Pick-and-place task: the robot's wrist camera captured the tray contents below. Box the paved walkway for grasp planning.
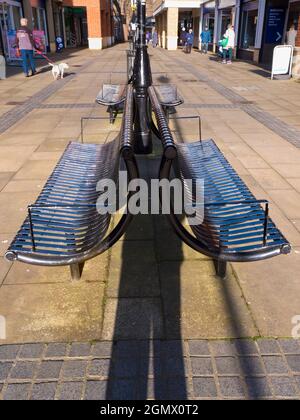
[0,44,300,399]
[0,339,299,400]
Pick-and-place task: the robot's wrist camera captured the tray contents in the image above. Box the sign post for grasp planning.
[266,8,286,44]
[271,45,293,80]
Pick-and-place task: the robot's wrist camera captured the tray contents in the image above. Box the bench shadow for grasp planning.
[105,150,188,400]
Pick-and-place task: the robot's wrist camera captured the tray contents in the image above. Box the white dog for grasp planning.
[50,62,69,80]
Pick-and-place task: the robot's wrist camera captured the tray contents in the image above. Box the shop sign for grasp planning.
[271,45,293,79]
[56,36,64,52]
[33,30,46,54]
[265,8,286,44]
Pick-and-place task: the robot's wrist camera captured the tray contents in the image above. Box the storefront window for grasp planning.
[286,1,300,46]
[240,9,258,49]
[0,0,23,61]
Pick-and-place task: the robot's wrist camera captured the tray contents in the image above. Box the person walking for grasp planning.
[152,29,158,48]
[16,18,36,77]
[180,27,187,50]
[146,31,151,45]
[200,26,211,54]
[186,29,194,54]
[222,24,235,64]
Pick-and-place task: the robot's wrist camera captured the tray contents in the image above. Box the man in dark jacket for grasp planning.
[180,28,187,49]
[186,29,194,54]
[16,18,36,77]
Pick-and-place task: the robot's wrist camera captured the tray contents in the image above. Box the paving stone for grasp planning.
[215,357,240,375]
[85,380,107,400]
[0,361,13,381]
[92,342,113,358]
[31,382,57,400]
[279,339,300,354]
[62,360,87,379]
[112,357,139,378]
[167,377,190,400]
[262,356,289,374]
[209,341,236,356]
[239,356,265,375]
[69,342,91,357]
[245,377,272,398]
[188,340,210,356]
[10,361,37,379]
[0,345,20,360]
[270,376,299,397]
[257,339,281,355]
[295,375,300,391]
[219,377,245,398]
[36,360,63,379]
[163,357,188,377]
[286,355,300,373]
[19,343,45,359]
[191,357,213,376]
[109,378,137,400]
[45,343,68,358]
[88,359,111,377]
[193,377,217,398]
[113,340,140,358]
[140,357,162,377]
[235,340,258,355]
[59,381,83,400]
[3,383,31,400]
[161,340,186,357]
[102,298,163,340]
[139,378,157,399]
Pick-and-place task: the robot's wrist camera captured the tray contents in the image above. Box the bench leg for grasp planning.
[109,106,114,124]
[213,259,227,279]
[70,263,84,281]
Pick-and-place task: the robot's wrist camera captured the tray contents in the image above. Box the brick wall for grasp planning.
[296,14,300,47]
[63,0,112,41]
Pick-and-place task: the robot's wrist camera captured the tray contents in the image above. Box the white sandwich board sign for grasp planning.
[271,45,294,80]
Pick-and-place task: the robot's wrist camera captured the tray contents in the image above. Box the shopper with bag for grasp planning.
[15,18,36,77]
[222,24,235,64]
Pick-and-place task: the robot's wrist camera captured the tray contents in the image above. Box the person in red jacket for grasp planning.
[16,18,36,77]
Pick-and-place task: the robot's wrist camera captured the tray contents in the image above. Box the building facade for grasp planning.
[153,0,300,77]
[0,0,114,63]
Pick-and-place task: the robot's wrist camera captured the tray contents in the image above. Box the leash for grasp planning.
[35,50,55,65]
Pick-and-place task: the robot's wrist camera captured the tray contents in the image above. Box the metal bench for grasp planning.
[154,84,184,121]
[149,86,291,278]
[5,86,138,280]
[96,84,126,123]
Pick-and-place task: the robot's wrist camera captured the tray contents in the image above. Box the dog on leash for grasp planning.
[50,62,69,80]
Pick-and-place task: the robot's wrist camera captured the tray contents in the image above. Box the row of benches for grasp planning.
[96,83,183,123]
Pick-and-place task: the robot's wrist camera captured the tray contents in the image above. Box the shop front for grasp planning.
[218,0,236,36]
[63,6,88,47]
[287,0,300,78]
[238,0,259,61]
[0,0,23,62]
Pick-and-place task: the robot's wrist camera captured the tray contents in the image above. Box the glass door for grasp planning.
[0,0,22,61]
